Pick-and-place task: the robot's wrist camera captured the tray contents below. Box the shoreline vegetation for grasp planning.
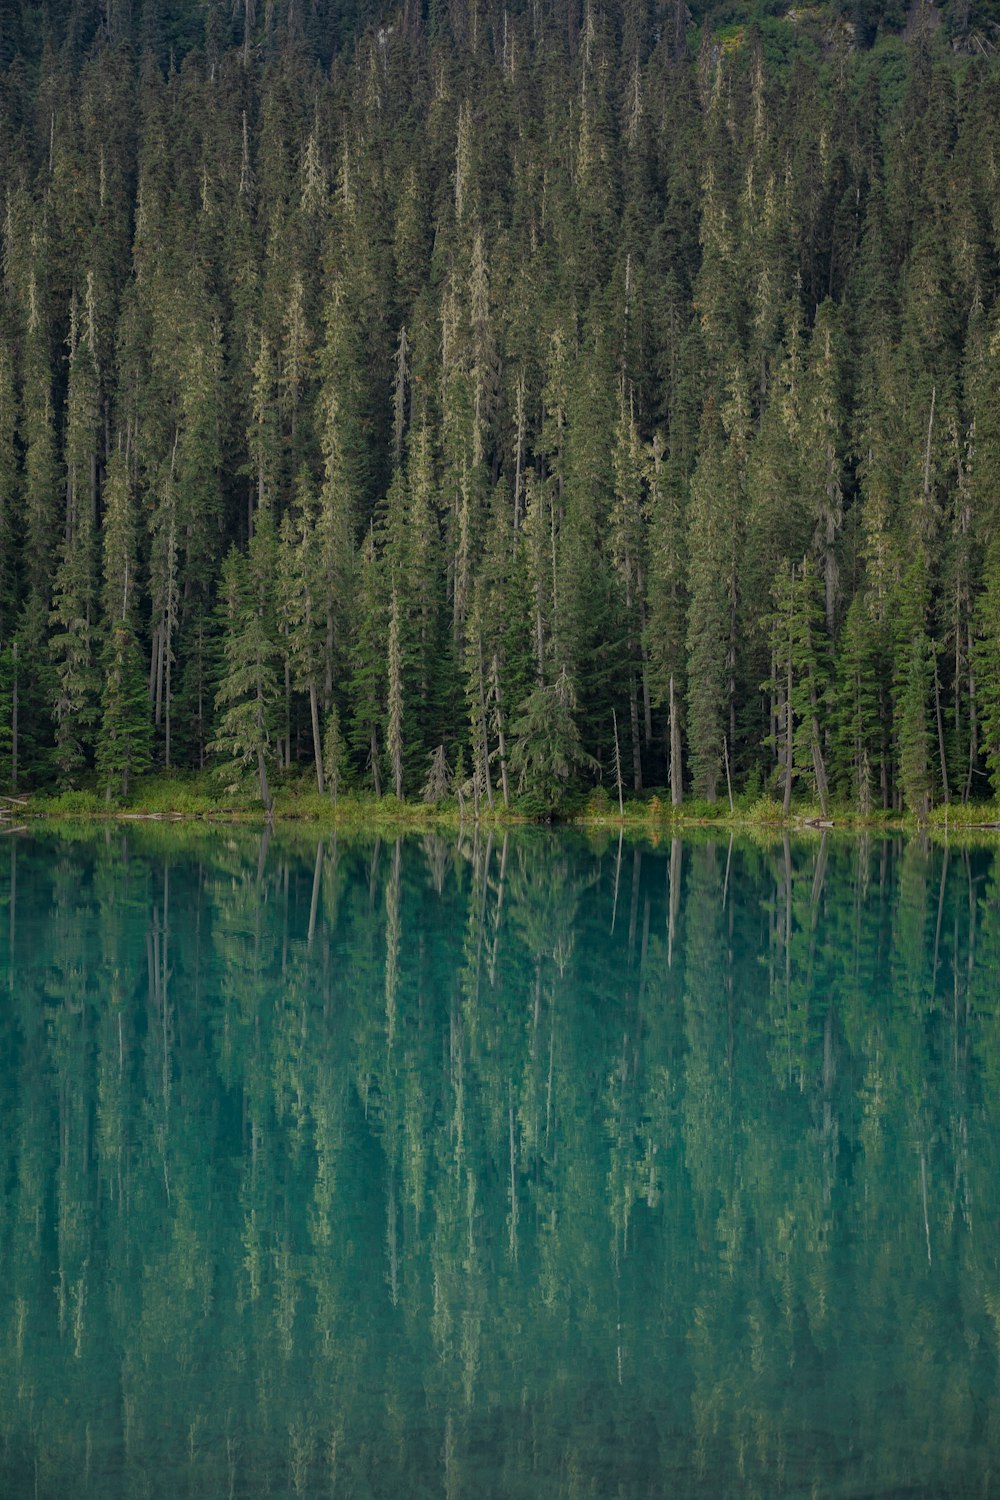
[6,775,1000,837]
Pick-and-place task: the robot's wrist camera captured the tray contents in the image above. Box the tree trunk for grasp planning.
[284,647,292,770]
[669,674,682,808]
[164,636,171,770]
[513,372,525,531]
[808,675,829,818]
[257,744,272,815]
[477,643,494,813]
[966,627,977,804]
[150,618,162,718]
[370,726,382,798]
[934,655,949,805]
[783,648,793,815]
[638,596,653,747]
[492,655,510,808]
[11,641,17,793]
[628,671,642,791]
[309,682,324,794]
[256,673,272,814]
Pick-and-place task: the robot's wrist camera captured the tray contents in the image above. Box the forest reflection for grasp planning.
[1,826,998,1499]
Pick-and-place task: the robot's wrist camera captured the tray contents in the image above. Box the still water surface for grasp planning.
[1,825,999,1498]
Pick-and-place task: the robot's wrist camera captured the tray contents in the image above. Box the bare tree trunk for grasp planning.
[10,641,17,793]
[669,674,682,808]
[492,655,510,808]
[150,619,162,717]
[309,683,324,794]
[629,673,642,790]
[164,633,171,769]
[934,655,950,805]
[477,642,494,812]
[612,708,624,816]
[284,645,292,770]
[370,727,382,798]
[808,676,829,818]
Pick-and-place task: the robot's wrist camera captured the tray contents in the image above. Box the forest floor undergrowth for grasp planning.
[5,774,1000,840]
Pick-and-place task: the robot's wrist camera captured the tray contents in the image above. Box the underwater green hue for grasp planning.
[1,826,999,1498]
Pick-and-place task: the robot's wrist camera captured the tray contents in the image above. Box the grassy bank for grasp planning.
[6,772,1000,836]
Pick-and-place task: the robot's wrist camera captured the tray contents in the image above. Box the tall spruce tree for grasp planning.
[212,513,281,813]
[96,450,152,801]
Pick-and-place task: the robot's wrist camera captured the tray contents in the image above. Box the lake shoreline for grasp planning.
[6,783,1000,837]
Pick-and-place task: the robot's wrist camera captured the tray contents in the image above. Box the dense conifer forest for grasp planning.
[2,0,1000,814]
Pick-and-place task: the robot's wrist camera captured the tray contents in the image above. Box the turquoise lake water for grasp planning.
[1,825,998,1498]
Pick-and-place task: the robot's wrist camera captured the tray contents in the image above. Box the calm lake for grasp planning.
[1,825,998,1498]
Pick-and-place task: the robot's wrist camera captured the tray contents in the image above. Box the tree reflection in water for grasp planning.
[0,825,998,1498]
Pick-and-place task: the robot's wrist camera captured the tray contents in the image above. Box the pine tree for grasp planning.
[96,450,152,801]
[322,703,345,803]
[347,527,384,796]
[211,515,280,813]
[831,594,882,813]
[899,631,933,820]
[685,400,730,801]
[610,387,649,791]
[508,668,596,812]
[278,482,326,793]
[386,587,404,800]
[98,623,153,802]
[765,559,832,816]
[0,643,14,792]
[50,295,101,784]
[973,553,1000,800]
[800,301,847,634]
[645,432,686,806]
[0,335,17,644]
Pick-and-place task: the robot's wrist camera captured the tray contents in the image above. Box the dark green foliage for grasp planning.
[831,595,884,812]
[211,520,281,812]
[899,632,934,820]
[1,13,1000,814]
[508,670,598,813]
[96,623,153,801]
[973,554,1000,799]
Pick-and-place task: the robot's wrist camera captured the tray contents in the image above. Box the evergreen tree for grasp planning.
[50,295,101,784]
[211,515,280,813]
[973,553,1000,800]
[0,335,17,644]
[765,559,831,816]
[508,668,596,812]
[685,400,730,801]
[96,451,152,801]
[899,632,933,820]
[831,595,883,813]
